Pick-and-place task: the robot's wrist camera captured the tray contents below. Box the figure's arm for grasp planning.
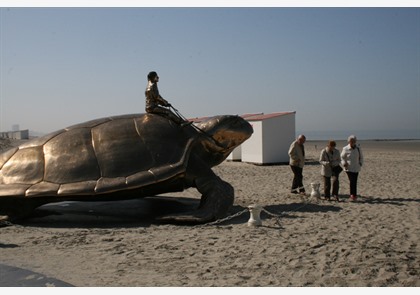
[288,143,296,159]
[157,94,170,106]
[331,150,341,167]
[358,147,364,166]
[289,142,302,166]
[154,84,170,106]
[341,148,349,168]
[319,150,329,166]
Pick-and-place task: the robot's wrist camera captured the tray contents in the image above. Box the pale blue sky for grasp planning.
[1,7,419,137]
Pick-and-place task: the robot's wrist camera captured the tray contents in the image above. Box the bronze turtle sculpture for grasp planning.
[0,113,253,224]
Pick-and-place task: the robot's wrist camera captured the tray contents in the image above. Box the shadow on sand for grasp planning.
[5,196,347,229]
[12,196,200,229]
[357,195,420,206]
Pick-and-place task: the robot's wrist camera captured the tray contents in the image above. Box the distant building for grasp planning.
[0,129,29,140]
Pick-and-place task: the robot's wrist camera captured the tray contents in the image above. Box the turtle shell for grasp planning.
[0,114,195,198]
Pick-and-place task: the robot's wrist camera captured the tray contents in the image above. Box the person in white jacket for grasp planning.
[341,135,364,201]
[319,140,342,201]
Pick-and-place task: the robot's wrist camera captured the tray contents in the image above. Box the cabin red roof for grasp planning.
[241,112,295,121]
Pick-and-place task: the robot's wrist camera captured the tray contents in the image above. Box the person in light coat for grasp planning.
[288,135,306,194]
[319,140,342,201]
[341,135,364,201]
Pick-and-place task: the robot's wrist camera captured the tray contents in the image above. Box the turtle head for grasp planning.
[195,115,253,164]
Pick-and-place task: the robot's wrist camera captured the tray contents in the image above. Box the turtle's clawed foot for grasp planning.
[157,177,234,225]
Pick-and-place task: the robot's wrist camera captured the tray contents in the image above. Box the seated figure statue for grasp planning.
[145,71,188,125]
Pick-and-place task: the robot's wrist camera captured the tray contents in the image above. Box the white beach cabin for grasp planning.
[227,112,296,165]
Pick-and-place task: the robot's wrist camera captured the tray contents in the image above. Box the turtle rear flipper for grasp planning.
[157,176,234,224]
[0,197,48,224]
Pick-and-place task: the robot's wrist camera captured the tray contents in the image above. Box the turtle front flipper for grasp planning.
[157,176,234,224]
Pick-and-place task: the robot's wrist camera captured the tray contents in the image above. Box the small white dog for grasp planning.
[310,182,321,200]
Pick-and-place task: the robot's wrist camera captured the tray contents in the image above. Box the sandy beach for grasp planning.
[0,138,419,287]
